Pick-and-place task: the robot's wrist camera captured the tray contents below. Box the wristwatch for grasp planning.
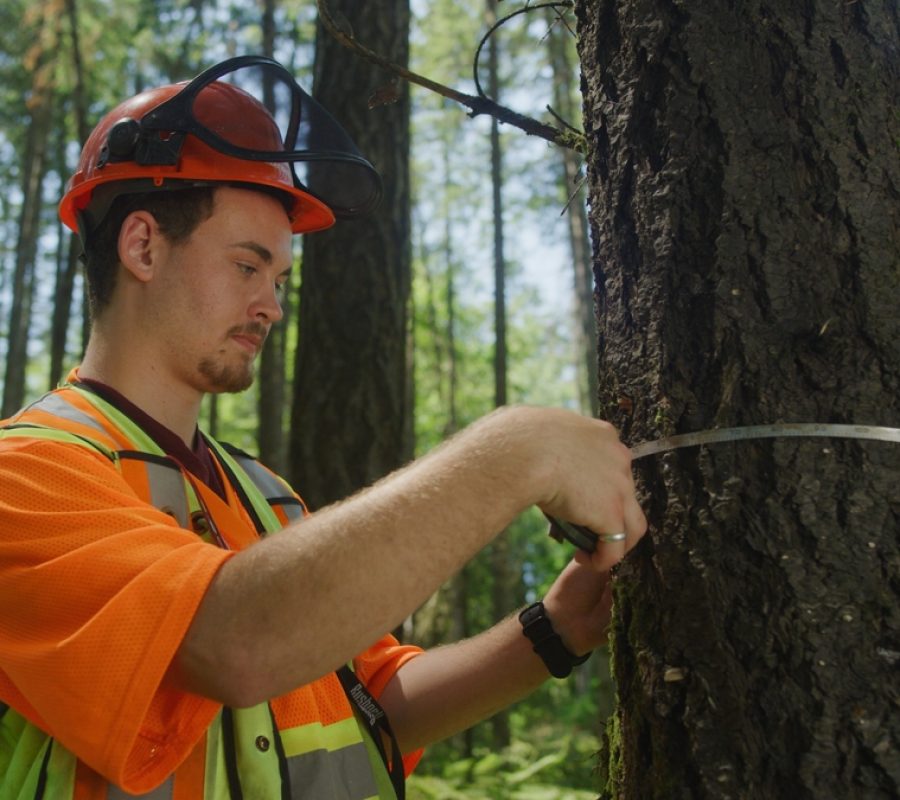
[518,601,591,679]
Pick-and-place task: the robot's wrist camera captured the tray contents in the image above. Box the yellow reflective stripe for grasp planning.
[0,709,49,797]
[0,425,114,460]
[358,727,398,800]
[203,713,232,800]
[71,385,163,455]
[0,710,78,799]
[42,741,77,798]
[229,704,283,800]
[279,716,363,757]
[204,440,282,533]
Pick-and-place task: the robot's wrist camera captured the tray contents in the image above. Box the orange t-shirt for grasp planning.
[0,431,421,792]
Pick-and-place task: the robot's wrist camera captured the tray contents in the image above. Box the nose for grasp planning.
[251,282,284,324]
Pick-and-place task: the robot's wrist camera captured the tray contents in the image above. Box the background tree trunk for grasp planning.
[575,0,900,796]
[2,18,56,417]
[486,0,513,750]
[49,0,90,389]
[290,1,412,510]
[547,14,598,418]
[256,0,290,474]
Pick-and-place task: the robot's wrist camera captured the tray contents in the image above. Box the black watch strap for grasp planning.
[518,601,591,679]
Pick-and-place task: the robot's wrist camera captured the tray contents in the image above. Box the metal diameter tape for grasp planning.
[630,423,900,461]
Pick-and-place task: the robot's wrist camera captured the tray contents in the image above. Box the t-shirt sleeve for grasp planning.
[0,438,233,792]
[353,634,425,776]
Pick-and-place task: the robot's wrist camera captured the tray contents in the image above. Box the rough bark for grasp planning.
[575,0,900,797]
[290,1,411,509]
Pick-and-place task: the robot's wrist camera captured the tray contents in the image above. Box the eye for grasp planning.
[236,262,257,276]
[274,271,292,296]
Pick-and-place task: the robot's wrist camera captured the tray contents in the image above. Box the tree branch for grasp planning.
[315,0,584,152]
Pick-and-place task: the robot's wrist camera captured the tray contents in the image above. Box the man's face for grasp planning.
[150,186,294,395]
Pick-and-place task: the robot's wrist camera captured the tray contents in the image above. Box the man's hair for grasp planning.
[82,183,295,318]
[83,187,216,317]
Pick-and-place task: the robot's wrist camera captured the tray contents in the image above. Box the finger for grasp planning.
[573,547,593,568]
[623,496,648,551]
[588,522,628,572]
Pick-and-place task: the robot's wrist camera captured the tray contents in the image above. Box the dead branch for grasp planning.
[315,0,583,152]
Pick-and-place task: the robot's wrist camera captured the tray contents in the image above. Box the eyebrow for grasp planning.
[230,241,273,264]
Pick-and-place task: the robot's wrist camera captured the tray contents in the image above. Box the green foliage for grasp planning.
[409,719,603,799]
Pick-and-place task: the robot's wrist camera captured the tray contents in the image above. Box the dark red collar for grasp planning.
[75,378,226,498]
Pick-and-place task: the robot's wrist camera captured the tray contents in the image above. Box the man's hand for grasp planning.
[542,559,615,658]
[523,407,647,573]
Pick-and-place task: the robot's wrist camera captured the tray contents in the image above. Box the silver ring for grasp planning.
[597,532,627,544]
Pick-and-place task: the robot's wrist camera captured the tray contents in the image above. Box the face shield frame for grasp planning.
[97,55,382,220]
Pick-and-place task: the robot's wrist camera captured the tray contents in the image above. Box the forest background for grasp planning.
[2,0,606,797]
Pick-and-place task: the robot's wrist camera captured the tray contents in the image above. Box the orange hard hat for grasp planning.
[59,56,381,238]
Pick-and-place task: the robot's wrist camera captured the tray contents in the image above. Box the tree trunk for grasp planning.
[3,40,55,417]
[485,0,514,751]
[255,0,290,474]
[488,1,507,414]
[575,0,900,797]
[49,0,90,389]
[290,1,412,509]
[49,218,81,389]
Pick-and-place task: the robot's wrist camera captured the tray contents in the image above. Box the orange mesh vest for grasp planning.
[0,379,417,799]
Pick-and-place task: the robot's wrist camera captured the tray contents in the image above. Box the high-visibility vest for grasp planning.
[0,383,405,799]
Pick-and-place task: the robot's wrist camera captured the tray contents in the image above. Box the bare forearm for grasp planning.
[177,407,547,704]
[379,615,551,753]
[379,560,612,752]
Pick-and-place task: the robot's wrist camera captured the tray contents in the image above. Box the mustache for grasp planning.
[227,322,269,342]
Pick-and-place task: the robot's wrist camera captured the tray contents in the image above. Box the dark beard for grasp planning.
[198,356,255,393]
[198,322,268,392]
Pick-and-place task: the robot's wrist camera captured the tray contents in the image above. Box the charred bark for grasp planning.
[576,0,900,797]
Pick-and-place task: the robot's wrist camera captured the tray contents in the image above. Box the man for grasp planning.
[0,56,646,798]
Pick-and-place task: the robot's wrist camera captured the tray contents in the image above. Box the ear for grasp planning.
[118,210,161,283]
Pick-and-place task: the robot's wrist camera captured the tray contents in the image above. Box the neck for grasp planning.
[80,331,204,447]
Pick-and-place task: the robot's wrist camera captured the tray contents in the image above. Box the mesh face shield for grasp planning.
[129,56,382,219]
[61,55,382,236]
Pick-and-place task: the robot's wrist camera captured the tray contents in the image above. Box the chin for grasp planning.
[197,360,256,394]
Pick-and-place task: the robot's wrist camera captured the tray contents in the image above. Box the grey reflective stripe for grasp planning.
[142,460,190,529]
[229,453,305,522]
[286,742,380,800]
[25,392,109,435]
[275,501,304,522]
[107,778,174,799]
[223,454,304,520]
